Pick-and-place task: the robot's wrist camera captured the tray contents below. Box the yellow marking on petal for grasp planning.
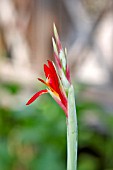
[48,88,61,101]
[45,78,59,98]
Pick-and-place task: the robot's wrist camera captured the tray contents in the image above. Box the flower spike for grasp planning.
[26,25,71,116]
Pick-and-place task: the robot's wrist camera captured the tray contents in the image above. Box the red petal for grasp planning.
[38,78,57,94]
[26,89,48,105]
[47,60,59,90]
[44,63,55,81]
[44,64,51,78]
[43,61,60,92]
[48,60,57,77]
[38,78,47,85]
[44,64,57,88]
[58,90,67,109]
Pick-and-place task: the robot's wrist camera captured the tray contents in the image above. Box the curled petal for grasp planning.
[26,89,48,105]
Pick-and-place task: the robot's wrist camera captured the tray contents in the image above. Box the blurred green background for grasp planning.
[0,82,113,170]
[0,0,113,170]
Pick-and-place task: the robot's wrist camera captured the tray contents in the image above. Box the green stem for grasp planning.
[67,85,78,170]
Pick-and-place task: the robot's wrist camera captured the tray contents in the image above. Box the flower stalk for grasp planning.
[53,24,78,169]
[67,85,77,170]
[26,24,77,170]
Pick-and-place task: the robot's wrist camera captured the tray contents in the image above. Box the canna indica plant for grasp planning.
[26,24,77,170]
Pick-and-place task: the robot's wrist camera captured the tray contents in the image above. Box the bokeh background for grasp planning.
[0,0,113,170]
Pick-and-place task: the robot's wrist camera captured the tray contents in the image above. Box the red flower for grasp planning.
[26,60,68,117]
